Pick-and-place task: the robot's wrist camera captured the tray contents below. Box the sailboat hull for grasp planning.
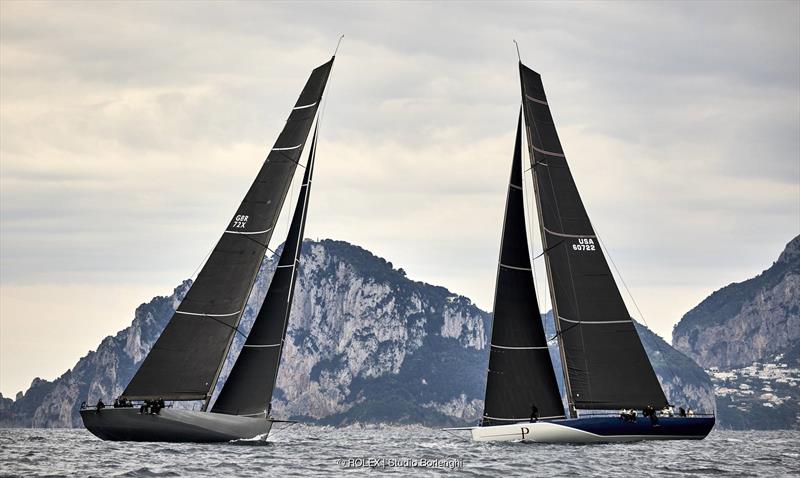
[470,416,715,443]
[80,407,272,443]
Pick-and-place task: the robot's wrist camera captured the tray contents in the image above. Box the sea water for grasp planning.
[0,426,797,477]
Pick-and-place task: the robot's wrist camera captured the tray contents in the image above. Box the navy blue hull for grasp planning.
[470,415,715,442]
[557,416,715,439]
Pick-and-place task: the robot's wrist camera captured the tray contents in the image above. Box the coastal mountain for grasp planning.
[672,235,800,429]
[1,239,711,428]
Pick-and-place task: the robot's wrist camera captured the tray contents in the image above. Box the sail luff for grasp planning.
[521,94,578,418]
[122,58,333,402]
[481,111,565,425]
[210,125,318,417]
[519,62,668,411]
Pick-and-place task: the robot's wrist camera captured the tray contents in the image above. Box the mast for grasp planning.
[211,124,319,417]
[122,58,334,405]
[482,111,565,425]
[522,103,577,418]
[519,62,668,412]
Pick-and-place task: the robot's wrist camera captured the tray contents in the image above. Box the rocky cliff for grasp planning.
[672,235,800,429]
[1,239,711,428]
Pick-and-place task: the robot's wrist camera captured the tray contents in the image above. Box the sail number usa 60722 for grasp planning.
[572,238,596,251]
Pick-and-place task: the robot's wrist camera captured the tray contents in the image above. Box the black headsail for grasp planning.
[519,62,668,413]
[482,112,565,425]
[123,59,333,404]
[211,125,319,417]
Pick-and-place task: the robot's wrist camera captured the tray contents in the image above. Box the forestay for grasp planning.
[212,125,319,417]
[483,112,565,424]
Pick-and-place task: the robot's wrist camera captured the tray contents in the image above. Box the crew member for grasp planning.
[529,404,539,423]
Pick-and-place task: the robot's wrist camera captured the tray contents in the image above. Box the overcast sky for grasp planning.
[1,1,798,398]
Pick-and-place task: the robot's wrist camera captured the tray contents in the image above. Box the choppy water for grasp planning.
[0,426,798,477]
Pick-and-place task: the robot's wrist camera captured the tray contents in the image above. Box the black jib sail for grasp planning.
[519,62,668,412]
[212,125,319,417]
[123,59,333,403]
[482,112,565,425]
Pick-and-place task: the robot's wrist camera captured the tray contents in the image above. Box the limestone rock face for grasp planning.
[2,239,710,427]
[672,235,800,429]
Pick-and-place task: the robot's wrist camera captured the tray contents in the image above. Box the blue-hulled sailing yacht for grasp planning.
[455,61,714,443]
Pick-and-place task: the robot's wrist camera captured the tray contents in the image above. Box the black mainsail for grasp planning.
[211,126,319,417]
[482,112,565,424]
[123,59,334,404]
[519,62,668,412]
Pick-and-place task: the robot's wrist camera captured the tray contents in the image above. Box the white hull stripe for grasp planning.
[176,310,241,317]
[293,102,317,110]
[276,264,295,268]
[225,228,272,235]
[243,343,281,348]
[531,144,566,158]
[499,262,532,271]
[272,144,302,151]
[559,316,633,325]
[491,344,549,350]
[509,183,523,191]
[543,226,596,239]
[526,95,549,106]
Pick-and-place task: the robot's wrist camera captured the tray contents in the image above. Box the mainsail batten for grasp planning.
[211,125,320,417]
[482,112,565,424]
[123,59,334,403]
[519,62,668,411]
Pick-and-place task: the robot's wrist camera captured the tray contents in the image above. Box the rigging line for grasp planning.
[287,166,294,232]
[268,420,299,438]
[168,227,223,315]
[202,313,247,339]
[317,36,342,138]
[513,39,521,62]
[532,240,565,260]
[333,34,344,56]
[187,240,217,283]
[547,322,580,342]
[522,112,553,362]
[277,151,307,169]
[592,223,681,397]
[521,119,543,311]
[524,161,550,173]
[239,232,272,251]
[442,427,473,442]
[531,99,594,410]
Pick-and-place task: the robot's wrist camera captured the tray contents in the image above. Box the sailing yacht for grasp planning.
[80,56,334,442]
[460,62,715,443]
